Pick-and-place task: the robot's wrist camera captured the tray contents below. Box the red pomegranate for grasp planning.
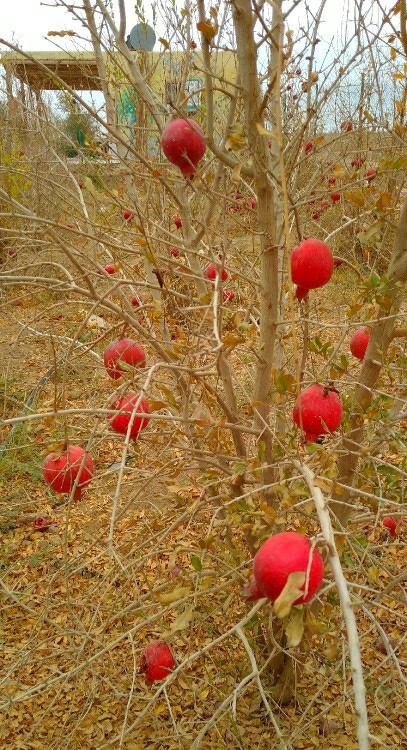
[253,531,324,604]
[140,641,175,682]
[101,264,116,275]
[350,327,370,360]
[42,445,94,500]
[123,209,134,222]
[110,392,150,439]
[32,516,52,532]
[130,295,141,307]
[365,168,377,183]
[331,192,341,202]
[8,249,16,257]
[328,176,336,185]
[312,211,321,220]
[351,156,365,168]
[295,285,309,301]
[161,118,206,176]
[382,516,403,537]
[204,263,228,282]
[222,288,235,301]
[77,179,84,189]
[169,246,180,257]
[340,121,353,132]
[305,141,313,153]
[173,214,182,229]
[293,383,343,441]
[291,238,334,290]
[247,198,257,209]
[103,338,146,380]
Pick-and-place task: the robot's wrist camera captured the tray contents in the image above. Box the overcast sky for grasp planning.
[0,0,394,53]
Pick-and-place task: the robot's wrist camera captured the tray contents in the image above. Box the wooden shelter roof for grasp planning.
[1,52,104,90]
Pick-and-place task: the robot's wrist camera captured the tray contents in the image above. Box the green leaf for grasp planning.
[191,555,202,572]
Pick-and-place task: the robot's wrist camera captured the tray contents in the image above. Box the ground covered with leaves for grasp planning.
[1,261,406,750]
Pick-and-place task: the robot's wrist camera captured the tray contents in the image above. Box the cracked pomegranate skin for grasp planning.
[103,338,146,380]
[110,393,150,438]
[293,384,342,441]
[253,532,324,604]
[42,446,94,500]
[291,238,334,289]
[140,641,175,682]
[161,118,206,175]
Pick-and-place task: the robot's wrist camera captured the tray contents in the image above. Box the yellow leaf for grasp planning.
[196,20,218,40]
[169,604,194,634]
[135,237,148,246]
[274,572,306,619]
[331,163,347,178]
[285,607,304,647]
[344,190,365,207]
[158,37,170,49]
[255,122,275,138]
[223,332,244,347]
[363,109,375,123]
[225,123,247,151]
[159,586,190,604]
[390,47,397,60]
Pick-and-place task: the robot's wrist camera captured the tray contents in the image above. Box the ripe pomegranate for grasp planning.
[293,383,343,441]
[305,141,313,153]
[104,338,146,380]
[42,445,94,500]
[340,121,353,132]
[204,263,228,282]
[253,531,324,604]
[328,176,336,185]
[123,209,133,222]
[140,641,175,682]
[295,285,309,301]
[223,288,235,301]
[365,168,377,183]
[169,246,180,257]
[291,238,334,290]
[173,214,182,229]
[110,392,150,439]
[351,157,365,168]
[130,295,141,307]
[101,264,116,275]
[350,327,370,360]
[382,516,403,537]
[312,211,321,220]
[331,192,341,202]
[77,179,84,189]
[32,516,52,532]
[8,249,16,257]
[161,118,206,176]
[247,198,257,209]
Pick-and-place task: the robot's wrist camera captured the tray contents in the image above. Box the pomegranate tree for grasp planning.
[161,118,206,176]
[42,445,94,500]
[103,338,146,380]
[110,393,150,439]
[140,641,175,682]
[253,532,324,604]
[350,327,370,360]
[293,384,343,442]
[291,238,334,290]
